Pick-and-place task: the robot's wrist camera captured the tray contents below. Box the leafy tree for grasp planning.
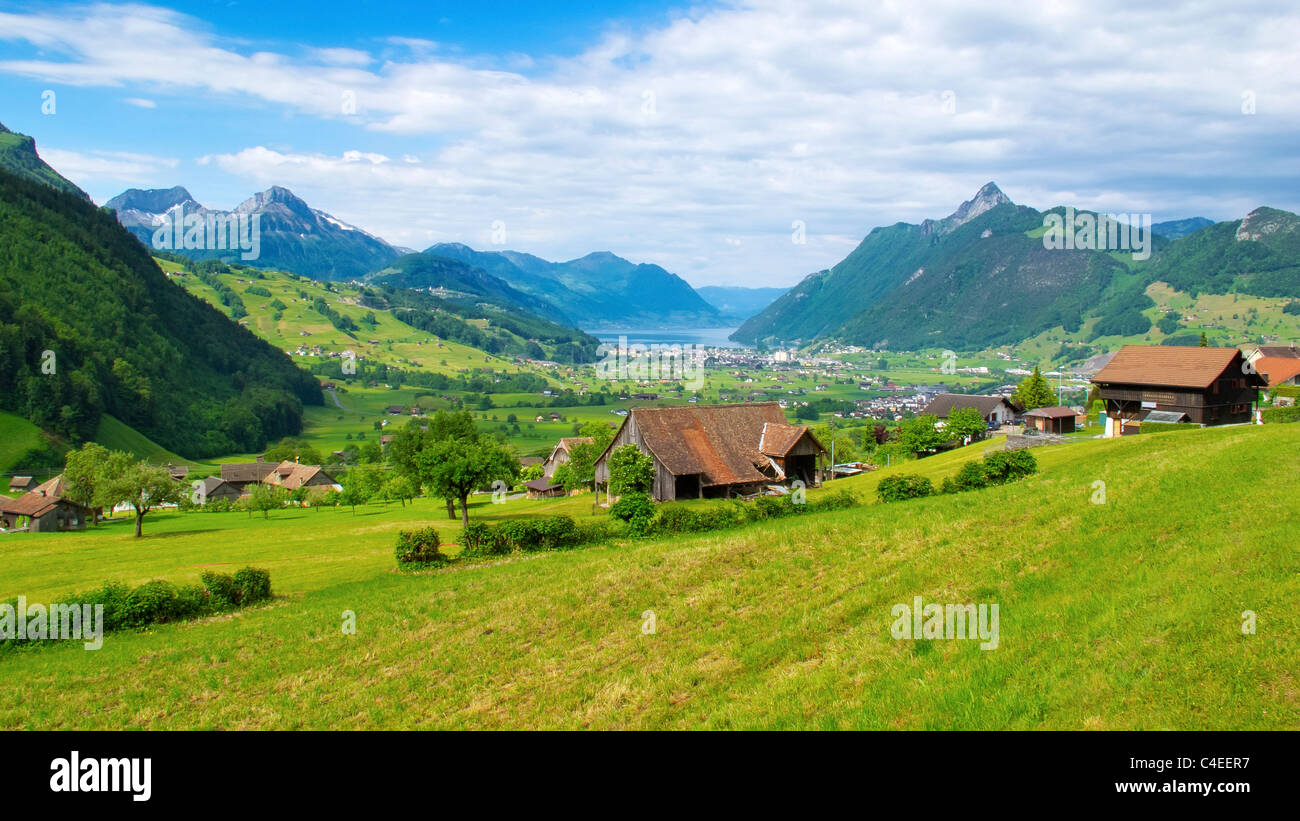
[415,436,519,526]
[384,475,417,507]
[99,455,186,537]
[608,444,654,497]
[1012,367,1056,411]
[263,437,324,466]
[248,483,286,519]
[520,463,545,482]
[945,406,987,444]
[558,422,616,492]
[63,442,111,524]
[897,414,946,455]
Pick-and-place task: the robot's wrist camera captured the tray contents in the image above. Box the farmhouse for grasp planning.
[542,437,593,480]
[0,478,90,533]
[1023,406,1077,434]
[192,476,242,506]
[921,394,1017,426]
[1253,356,1300,388]
[219,460,341,496]
[1091,345,1265,433]
[592,402,826,502]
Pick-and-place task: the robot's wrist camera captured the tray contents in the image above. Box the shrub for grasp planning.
[941,461,989,494]
[461,521,505,556]
[200,571,241,610]
[610,492,655,536]
[982,449,1037,485]
[123,581,181,628]
[233,567,273,603]
[395,527,447,567]
[1262,405,1300,424]
[79,582,131,633]
[809,490,859,512]
[532,516,580,550]
[174,584,212,620]
[876,474,935,503]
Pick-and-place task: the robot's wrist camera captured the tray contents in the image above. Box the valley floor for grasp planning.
[0,425,1295,729]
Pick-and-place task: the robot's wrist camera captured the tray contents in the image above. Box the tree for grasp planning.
[945,407,987,445]
[1012,367,1055,411]
[520,463,545,482]
[415,436,519,526]
[607,444,654,497]
[897,414,946,455]
[63,442,110,524]
[1199,332,1209,347]
[99,456,186,537]
[560,421,616,492]
[249,483,286,519]
[384,475,417,507]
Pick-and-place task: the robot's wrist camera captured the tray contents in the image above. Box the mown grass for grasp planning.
[0,424,1295,729]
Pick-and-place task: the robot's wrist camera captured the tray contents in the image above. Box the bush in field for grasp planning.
[810,489,859,512]
[461,521,506,556]
[877,474,935,503]
[609,492,654,535]
[941,461,989,494]
[123,580,181,627]
[1262,405,1300,423]
[233,567,273,603]
[981,449,1037,485]
[395,528,448,567]
[174,584,211,620]
[200,571,241,610]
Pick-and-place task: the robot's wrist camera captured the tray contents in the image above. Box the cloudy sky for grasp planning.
[1,0,1297,287]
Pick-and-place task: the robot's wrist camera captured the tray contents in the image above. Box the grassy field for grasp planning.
[1,423,1295,729]
[0,411,51,475]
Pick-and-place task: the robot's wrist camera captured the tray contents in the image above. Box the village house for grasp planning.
[7,476,36,494]
[0,475,91,533]
[592,402,826,502]
[1091,345,1266,434]
[1252,356,1300,389]
[218,459,341,498]
[542,437,594,480]
[192,476,242,506]
[921,393,1018,427]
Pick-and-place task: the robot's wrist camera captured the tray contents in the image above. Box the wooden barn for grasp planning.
[1023,406,1077,434]
[1091,345,1265,433]
[592,402,826,502]
[542,437,593,480]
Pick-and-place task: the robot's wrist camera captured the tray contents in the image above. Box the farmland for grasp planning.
[2,423,1295,729]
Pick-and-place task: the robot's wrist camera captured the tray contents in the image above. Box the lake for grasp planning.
[590,327,749,349]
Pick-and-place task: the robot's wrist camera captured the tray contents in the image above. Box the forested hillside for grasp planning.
[0,168,322,458]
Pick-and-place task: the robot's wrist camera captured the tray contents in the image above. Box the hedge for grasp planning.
[1261,405,1300,424]
[395,527,448,567]
[1,567,273,650]
[877,474,935,502]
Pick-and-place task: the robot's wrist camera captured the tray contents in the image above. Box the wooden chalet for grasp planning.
[592,402,826,502]
[542,437,593,480]
[1023,406,1077,434]
[0,476,90,533]
[523,478,565,499]
[1091,346,1265,433]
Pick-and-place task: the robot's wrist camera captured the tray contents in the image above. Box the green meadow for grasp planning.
[1,423,1295,729]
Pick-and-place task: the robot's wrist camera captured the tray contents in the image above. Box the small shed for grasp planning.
[524,478,564,499]
[1023,406,1077,434]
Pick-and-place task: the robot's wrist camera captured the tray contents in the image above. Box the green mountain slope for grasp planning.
[0,121,89,200]
[366,252,573,325]
[0,167,322,458]
[1150,207,1300,298]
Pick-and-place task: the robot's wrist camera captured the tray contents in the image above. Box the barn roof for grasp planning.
[0,492,87,518]
[1092,345,1254,389]
[524,478,562,492]
[921,393,1014,418]
[759,422,817,457]
[220,462,277,483]
[30,474,67,498]
[606,402,823,487]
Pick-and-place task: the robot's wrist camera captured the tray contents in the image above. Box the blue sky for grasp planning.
[1,1,1298,287]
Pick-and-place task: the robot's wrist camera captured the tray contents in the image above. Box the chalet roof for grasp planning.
[759,422,817,457]
[197,476,234,493]
[1253,356,1300,387]
[606,402,820,487]
[30,474,67,498]
[1023,405,1077,419]
[220,462,277,484]
[921,393,1013,418]
[1092,345,1253,389]
[7,476,34,490]
[0,491,87,518]
[1256,345,1300,360]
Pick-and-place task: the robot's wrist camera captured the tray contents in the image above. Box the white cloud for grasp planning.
[38,147,178,188]
[2,1,1299,286]
[123,97,156,108]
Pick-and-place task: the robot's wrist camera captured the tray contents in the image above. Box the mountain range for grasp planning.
[734,183,1300,349]
[107,184,401,281]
